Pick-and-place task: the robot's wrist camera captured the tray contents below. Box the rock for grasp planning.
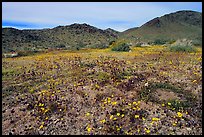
[176,131,183,135]
[186,128,191,131]
[38,130,44,135]
[11,109,15,113]
[9,132,13,135]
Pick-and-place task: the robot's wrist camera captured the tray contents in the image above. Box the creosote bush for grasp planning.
[111,42,131,52]
[169,39,197,53]
[169,45,197,53]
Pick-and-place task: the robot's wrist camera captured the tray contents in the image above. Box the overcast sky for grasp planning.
[2,2,202,32]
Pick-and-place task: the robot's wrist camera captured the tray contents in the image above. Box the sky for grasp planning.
[2,2,202,32]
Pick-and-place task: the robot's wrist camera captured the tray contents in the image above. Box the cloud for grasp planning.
[2,2,202,31]
[2,20,40,28]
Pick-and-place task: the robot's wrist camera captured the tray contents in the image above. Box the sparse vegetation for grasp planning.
[153,39,166,45]
[169,45,197,52]
[2,45,202,135]
[2,10,202,135]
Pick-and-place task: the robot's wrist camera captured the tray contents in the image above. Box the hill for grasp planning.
[120,10,202,45]
[2,10,202,53]
[2,23,118,53]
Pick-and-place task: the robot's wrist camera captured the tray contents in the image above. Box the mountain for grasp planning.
[2,23,118,53]
[104,28,120,36]
[2,10,202,53]
[120,10,202,45]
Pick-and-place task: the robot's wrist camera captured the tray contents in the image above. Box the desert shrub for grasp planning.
[18,50,39,57]
[192,39,202,47]
[55,44,66,49]
[90,43,109,49]
[168,40,176,44]
[109,40,116,46]
[167,99,191,111]
[169,45,197,52]
[71,42,86,50]
[135,42,143,47]
[169,39,197,53]
[153,39,166,45]
[111,42,131,52]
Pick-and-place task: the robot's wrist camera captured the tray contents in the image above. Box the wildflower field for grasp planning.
[2,45,202,135]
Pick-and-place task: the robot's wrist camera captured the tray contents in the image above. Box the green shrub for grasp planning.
[55,44,66,49]
[192,39,202,47]
[18,50,39,57]
[153,39,166,45]
[135,42,143,47]
[109,40,115,46]
[90,43,109,49]
[111,42,131,52]
[169,45,197,53]
[168,40,176,44]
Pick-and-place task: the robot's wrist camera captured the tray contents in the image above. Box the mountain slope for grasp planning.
[2,10,202,53]
[2,23,118,53]
[120,10,202,45]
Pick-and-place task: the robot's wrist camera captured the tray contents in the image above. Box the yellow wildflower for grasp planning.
[113,117,117,120]
[39,125,43,129]
[135,115,139,118]
[95,84,100,88]
[132,107,137,110]
[142,117,146,120]
[44,109,49,113]
[86,112,90,116]
[87,127,91,132]
[112,101,117,105]
[39,103,44,107]
[146,130,150,133]
[137,128,140,133]
[117,113,120,116]
[100,119,106,123]
[177,112,183,118]
[152,117,160,121]
[110,115,113,120]
[133,102,137,105]
[168,102,171,105]
[121,114,125,117]
[162,103,165,106]
[41,107,45,111]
